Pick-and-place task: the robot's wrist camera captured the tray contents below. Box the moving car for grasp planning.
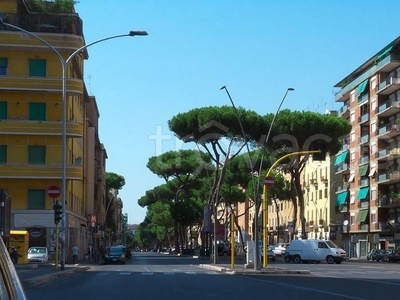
[27,247,49,263]
[273,243,289,256]
[104,246,126,264]
[285,239,346,264]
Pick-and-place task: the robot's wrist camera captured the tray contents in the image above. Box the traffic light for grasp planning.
[53,201,62,224]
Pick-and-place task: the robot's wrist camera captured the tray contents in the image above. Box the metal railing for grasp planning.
[0,12,83,36]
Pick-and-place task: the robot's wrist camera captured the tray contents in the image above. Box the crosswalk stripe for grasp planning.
[119,272,131,276]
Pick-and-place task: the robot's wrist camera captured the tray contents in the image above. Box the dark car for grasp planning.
[104,246,126,264]
[386,249,400,262]
[367,249,386,262]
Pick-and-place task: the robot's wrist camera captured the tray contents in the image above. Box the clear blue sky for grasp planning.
[76,0,400,224]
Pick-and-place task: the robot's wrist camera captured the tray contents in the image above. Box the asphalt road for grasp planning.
[24,252,400,300]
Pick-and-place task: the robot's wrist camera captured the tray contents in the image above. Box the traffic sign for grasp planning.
[264,176,275,187]
[48,186,60,198]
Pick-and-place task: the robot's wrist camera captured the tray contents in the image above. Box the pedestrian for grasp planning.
[99,245,105,264]
[10,247,19,264]
[72,245,79,264]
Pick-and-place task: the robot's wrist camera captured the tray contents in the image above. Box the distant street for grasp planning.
[25,252,400,300]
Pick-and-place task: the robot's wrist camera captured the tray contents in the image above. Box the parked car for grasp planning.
[386,249,400,262]
[259,245,276,261]
[104,246,126,264]
[273,243,289,256]
[284,239,346,264]
[366,249,386,262]
[217,241,235,257]
[27,247,49,263]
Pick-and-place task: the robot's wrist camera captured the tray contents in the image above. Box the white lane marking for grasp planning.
[313,272,400,286]
[207,271,219,275]
[164,272,175,275]
[241,277,366,300]
[119,272,131,276]
[142,272,153,275]
[185,272,197,275]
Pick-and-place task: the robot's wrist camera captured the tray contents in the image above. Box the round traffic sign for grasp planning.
[48,185,60,198]
[264,176,275,187]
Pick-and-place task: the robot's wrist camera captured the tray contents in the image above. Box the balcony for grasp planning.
[336,205,348,213]
[358,223,369,231]
[376,100,400,117]
[1,12,83,36]
[358,112,369,124]
[372,222,391,231]
[377,123,400,139]
[375,53,400,73]
[359,155,369,164]
[0,120,83,137]
[0,77,84,94]
[359,134,369,145]
[0,164,83,179]
[335,163,349,174]
[338,104,349,117]
[358,178,369,187]
[377,172,400,184]
[357,200,370,208]
[376,77,400,95]
[375,147,400,161]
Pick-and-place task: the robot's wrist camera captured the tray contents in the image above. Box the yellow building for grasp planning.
[0,0,106,262]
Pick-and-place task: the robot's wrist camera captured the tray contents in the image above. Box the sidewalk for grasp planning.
[15,260,91,287]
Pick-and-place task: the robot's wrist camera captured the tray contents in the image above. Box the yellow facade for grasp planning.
[0,1,105,263]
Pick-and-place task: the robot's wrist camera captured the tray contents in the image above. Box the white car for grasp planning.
[273,243,289,256]
[27,247,49,263]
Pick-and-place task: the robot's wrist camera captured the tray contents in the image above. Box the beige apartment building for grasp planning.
[334,36,400,257]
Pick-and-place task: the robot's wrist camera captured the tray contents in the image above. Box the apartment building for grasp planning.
[0,1,107,262]
[334,36,400,257]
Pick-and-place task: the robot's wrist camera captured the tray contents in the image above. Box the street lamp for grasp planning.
[0,19,147,270]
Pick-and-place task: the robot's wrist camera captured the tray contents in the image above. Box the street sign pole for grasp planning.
[263,176,275,268]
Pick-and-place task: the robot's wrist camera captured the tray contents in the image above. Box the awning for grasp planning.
[357,187,370,200]
[356,79,369,95]
[334,151,348,166]
[359,165,368,177]
[356,210,369,223]
[336,191,348,205]
[348,173,355,182]
[376,45,393,62]
[369,167,376,177]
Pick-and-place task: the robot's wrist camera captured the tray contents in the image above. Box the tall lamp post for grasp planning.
[0,19,147,270]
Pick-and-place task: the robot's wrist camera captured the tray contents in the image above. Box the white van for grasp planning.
[285,239,346,264]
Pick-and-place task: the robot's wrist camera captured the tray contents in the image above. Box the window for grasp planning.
[0,58,7,75]
[28,146,45,164]
[371,213,376,223]
[29,103,46,120]
[28,189,45,209]
[350,111,355,123]
[29,59,46,77]
[318,242,328,249]
[0,146,6,164]
[350,215,355,225]
[0,102,6,119]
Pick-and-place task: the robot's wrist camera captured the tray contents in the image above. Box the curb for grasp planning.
[21,266,90,287]
[199,264,310,275]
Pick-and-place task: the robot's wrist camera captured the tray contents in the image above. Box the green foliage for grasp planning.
[168,106,266,145]
[106,172,126,191]
[27,0,79,13]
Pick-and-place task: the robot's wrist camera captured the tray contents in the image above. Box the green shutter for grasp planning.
[376,46,393,62]
[336,191,348,205]
[359,165,368,177]
[28,146,45,164]
[356,210,369,223]
[0,102,7,119]
[0,58,7,67]
[29,59,46,76]
[29,103,46,120]
[28,190,45,209]
[0,146,6,164]
[356,79,369,95]
[357,187,370,200]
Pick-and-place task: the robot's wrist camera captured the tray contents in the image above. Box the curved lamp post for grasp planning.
[0,18,147,270]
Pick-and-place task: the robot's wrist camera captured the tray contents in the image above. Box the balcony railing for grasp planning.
[358,112,369,123]
[358,178,369,187]
[358,201,370,208]
[359,135,369,144]
[358,224,369,231]
[377,77,400,95]
[359,155,369,164]
[0,12,83,36]
[376,100,400,116]
[335,163,349,173]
